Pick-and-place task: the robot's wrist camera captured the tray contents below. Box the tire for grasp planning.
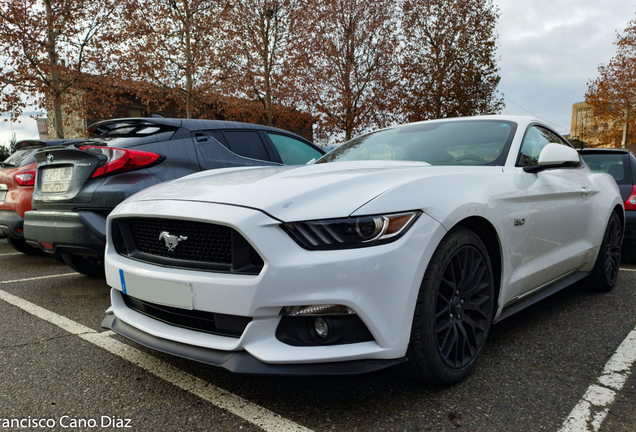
[6,237,45,255]
[400,227,495,385]
[589,211,622,292]
[62,253,105,278]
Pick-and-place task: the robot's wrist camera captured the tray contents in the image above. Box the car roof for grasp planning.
[348,115,548,142]
[87,118,310,141]
[577,148,633,155]
[389,114,541,126]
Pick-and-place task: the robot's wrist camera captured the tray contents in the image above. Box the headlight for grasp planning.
[281,211,421,250]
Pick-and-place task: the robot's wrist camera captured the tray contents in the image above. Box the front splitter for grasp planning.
[102,313,407,376]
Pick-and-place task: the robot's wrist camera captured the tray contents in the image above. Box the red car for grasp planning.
[0,139,79,254]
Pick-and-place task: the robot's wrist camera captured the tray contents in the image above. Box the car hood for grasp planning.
[127,161,440,221]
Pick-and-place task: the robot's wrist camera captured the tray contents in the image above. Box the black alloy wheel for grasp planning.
[435,244,492,369]
[590,211,622,292]
[604,216,621,285]
[400,227,494,385]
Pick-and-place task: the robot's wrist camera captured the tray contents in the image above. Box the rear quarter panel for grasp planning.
[586,171,625,256]
[0,163,35,217]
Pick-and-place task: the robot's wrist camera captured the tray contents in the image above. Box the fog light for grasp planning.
[314,317,329,339]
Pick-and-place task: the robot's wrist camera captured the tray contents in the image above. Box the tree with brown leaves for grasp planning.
[585,10,636,148]
[121,0,233,119]
[227,0,300,128]
[399,0,503,122]
[0,0,126,138]
[292,0,399,142]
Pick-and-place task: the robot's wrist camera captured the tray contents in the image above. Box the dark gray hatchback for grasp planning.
[24,118,323,277]
[578,148,636,260]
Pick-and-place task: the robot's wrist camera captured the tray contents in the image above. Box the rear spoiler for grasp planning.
[87,118,181,137]
[16,140,47,150]
[16,139,89,150]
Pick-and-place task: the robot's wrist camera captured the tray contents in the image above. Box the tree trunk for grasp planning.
[185,71,193,119]
[45,0,64,138]
[184,6,193,119]
[261,12,274,127]
[264,66,274,126]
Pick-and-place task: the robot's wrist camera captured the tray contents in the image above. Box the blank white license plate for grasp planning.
[0,191,6,202]
[119,270,193,310]
[42,167,73,192]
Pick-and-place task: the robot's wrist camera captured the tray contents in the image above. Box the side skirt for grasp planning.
[494,271,590,324]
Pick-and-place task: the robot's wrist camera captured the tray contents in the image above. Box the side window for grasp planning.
[268,133,322,165]
[224,131,271,162]
[209,132,228,147]
[517,126,568,167]
[581,153,631,184]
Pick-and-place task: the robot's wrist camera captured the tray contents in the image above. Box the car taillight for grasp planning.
[625,185,636,210]
[79,146,163,178]
[14,169,36,186]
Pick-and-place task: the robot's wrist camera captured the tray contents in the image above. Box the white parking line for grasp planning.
[0,252,22,256]
[619,268,636,272]
[81,332,312,432]
[0,289,95,334]
[0,288,312,432]
[558,327,636,432]
[0,273,78,284]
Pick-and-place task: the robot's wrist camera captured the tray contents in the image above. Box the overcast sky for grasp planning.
[1,0,635,147]
[496,0,635,134]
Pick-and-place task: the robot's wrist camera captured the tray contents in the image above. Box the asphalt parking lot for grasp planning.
[1,237,635,432]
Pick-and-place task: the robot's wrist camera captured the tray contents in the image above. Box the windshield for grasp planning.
[317,120,517,166]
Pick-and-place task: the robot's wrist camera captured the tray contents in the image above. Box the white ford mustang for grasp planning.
[102,116,623,384]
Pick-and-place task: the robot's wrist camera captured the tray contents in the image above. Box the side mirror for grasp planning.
[524,143,580,173]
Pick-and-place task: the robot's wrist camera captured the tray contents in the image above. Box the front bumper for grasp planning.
[102,311,406,375]
[104,200,445,371]
[24,210,107,255]
[0,210,24,238]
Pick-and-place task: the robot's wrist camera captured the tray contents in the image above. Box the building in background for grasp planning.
[570,102,601,147]
[35,117,49,140]
[570,101,632,149]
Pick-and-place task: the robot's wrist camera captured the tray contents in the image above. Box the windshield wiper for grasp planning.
[0,162,15,168]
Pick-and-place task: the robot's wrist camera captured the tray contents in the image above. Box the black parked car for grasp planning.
[578,148,636,260]
[24,118,323,277]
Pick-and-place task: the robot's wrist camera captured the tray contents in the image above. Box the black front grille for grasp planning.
[123,294,252,338]
[129,218,233,264]
[112,217,264,274]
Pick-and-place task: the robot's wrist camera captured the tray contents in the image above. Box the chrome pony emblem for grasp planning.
[46,154,54,163]
[159,231,188,251]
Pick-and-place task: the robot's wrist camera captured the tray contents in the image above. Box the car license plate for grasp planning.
[42,167,73,192]
[0,191,6,202]
[119,270,193,310]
